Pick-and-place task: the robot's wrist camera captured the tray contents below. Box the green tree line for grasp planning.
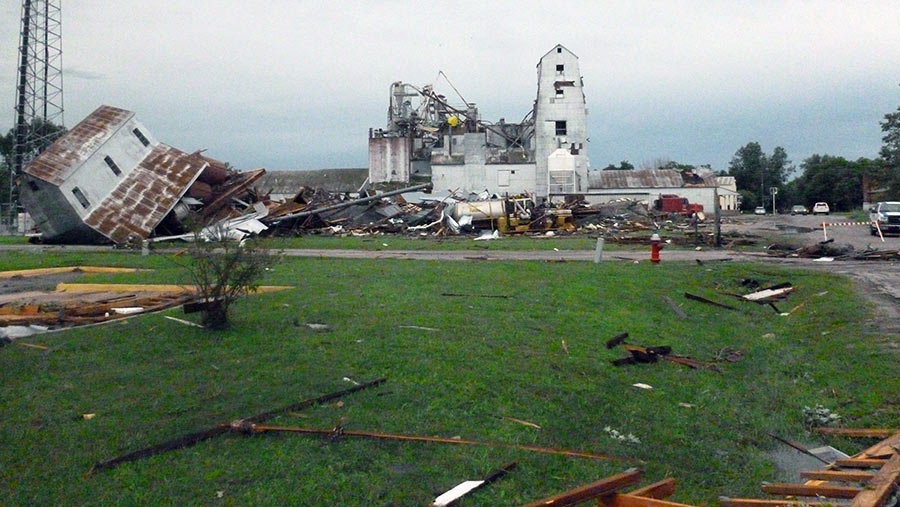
[725,89,900,212]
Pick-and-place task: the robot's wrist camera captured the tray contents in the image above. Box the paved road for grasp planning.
[724,212,900,251]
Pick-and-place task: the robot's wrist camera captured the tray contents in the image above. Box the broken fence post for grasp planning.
[594,237,604,263]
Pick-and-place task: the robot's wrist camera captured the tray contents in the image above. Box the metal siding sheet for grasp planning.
[24,106,133,185]
[83,145,207,244]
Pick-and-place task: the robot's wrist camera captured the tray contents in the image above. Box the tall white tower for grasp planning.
[534,44,589,199]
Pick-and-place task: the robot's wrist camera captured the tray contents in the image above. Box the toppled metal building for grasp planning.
[18,105,264,244]
[368,44,590,199]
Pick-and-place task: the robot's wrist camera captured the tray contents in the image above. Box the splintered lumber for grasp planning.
[440,292,511,299]
[684,292,737,311]
[742,287,793,302]
[0,266,140,278]
[662,296,687,319]
[16,342,50,351]
[760,483,861,498]
[858,429,900,458]
[719,498,832,507]
[600,496,696,507]
[598,479,686,507]
[628,478,677,499]
[523,468,643,507]
[834,458,889,468]
[89,377,386,474]
[851,454,900,507]
[799,470,874,482]
[813,428,896,439]
[247,424,633,462]
[431,461,517,506]
[662,355,720,372]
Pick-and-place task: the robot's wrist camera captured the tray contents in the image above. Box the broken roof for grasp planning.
[589,169,718,189]
[258,168,368,195]
[25,106,133,185]
[83,144,207,244]
[589,169,685,189]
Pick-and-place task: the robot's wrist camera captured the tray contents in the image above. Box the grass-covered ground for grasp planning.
[260,234,600,251]
[0,250,897,505]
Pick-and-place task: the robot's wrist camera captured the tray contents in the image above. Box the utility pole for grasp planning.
[10,0,64,232]
[759,166,765,208]
[770,187,778,216]
[713,185,721,247]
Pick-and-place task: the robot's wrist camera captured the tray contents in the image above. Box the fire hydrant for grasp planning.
[650,233,663,264]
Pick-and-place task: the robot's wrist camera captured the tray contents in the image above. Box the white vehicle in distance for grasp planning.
[812,202,830,215]
[869,201,900,236]
[754,206,766,215]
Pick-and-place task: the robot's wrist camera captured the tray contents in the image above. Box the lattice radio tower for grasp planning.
[9,0,64,219]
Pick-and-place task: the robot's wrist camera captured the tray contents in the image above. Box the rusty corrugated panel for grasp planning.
[25,106,133,185]
[588,169,684,189]
[84,144,207,244]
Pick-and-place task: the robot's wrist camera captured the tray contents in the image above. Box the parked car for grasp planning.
[869,201,900,235]
[754,206,766,215]
[790,205,808,215]
[812,202,830,215]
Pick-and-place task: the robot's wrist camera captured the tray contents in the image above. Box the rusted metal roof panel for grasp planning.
[25,106,133,185]
[84,144,206,244]
[588,169,684,189]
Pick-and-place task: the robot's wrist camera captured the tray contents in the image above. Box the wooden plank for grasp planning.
[814,428,896,439]
[719,498,831,507]
[600,494,694,507]
[525,469,645,507]
[858,430,900,459]
[0,314,60,325]
[0,266,139,279]
[252,425,634,462]
[851,454,900,507]
[799,470,874,482]
[662,296,687,319]
[684,292,737,310]
[834,458,888,468]
[760,483,860,498]
[628,479,677,499]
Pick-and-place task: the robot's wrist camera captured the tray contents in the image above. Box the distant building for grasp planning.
[368,44,590,200]
[716,176,740,211]
[584,168,722,212]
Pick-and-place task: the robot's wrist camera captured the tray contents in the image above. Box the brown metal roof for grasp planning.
[84,144,207,244]
[25,105,133,185]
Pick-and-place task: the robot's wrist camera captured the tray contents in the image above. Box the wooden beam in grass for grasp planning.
[851,454,900,507]
[799,469,874,482]
[524,468,643,507]
[760,483,861,498]
[814,428,896,439]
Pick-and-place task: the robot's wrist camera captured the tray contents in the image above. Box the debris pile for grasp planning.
[768,238,900,261]
[0,267,292,341]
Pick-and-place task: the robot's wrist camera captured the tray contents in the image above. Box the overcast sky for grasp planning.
[2,1,900,172]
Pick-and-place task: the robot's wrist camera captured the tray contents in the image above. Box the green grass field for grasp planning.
[0,251,897,505]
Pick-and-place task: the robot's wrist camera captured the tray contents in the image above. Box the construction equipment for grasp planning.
[453,196,574,234]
